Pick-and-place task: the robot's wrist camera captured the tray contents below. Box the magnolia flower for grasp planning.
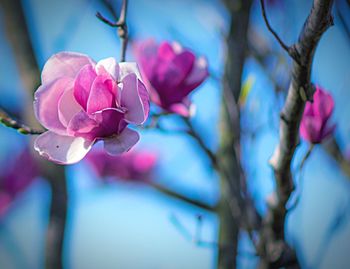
[0,149,38,217]
[34,52,149,165]
[85,149,157,182]
[300,86,335,144]
[134,40,208,117]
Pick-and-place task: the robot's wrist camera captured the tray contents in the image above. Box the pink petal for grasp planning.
[321,123,336,141]
[313,87,334,121]
[74,64,97,111]
[67,111,98,138]
[132,152,157,173]
[104,128,140,155]
[41,52,95,84]
[133,40,158,80]
[300,116,323,143]
[34,77,73,135]
[303,102,315,117]
[172,51,195,78]
[67,109,126,140]
[121,73,149,124]
[154,59,185,91]
[168,102,191,117]
[3,149,38,195]
[86,76,116,114]
[180,56,209,96]
[58,88,82,126]
[96,58,119,81]
[158,42,176,60]
[34,131,94,164]
[0,192,12,217]
[92,108,126,137]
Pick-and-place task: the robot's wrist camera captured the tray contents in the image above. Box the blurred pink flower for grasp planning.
[34,52,150,165]
[134,40,208,117]
[86,149,157,182]
[300,86,336,144]
[0,149,38,217]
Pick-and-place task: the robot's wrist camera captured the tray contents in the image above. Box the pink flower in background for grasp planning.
[85,149,157,182]
[300,86,336,144]
[134,40,208,117]
[0,149,38,217]
[34,52,150,165]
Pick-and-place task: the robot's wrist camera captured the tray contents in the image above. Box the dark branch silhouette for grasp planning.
[96,0,128,61]
[259,0,335,267]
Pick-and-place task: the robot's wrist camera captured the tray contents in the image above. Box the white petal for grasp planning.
[119,62,142,81]
[96,57,119,81]
[34,131,94,164]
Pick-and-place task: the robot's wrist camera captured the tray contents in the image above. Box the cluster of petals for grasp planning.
[34,52,149,165]
[86,148,157,182]
[0,149,38,217]
[134,40,208,117]
[300,86,335,144]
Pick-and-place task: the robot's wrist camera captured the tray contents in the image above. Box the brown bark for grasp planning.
[259,0,335,267]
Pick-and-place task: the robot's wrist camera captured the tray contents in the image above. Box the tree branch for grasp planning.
[180,116,218,169]
[148,181,215,211]
[0,108,44,135]
[260,0,335,267]
[260,0,291,54]
[96,0,128,61]
[323,136,350,178]
[217,1,254,268]
[259,0,301,64]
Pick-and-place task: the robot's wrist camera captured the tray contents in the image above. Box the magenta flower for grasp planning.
[134,40,208,117]
[85,148,157,182]
[0,149,38,217]
[34,52,150,165]
[300,86,336,144]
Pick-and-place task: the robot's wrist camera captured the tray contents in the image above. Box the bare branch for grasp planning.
[180,116,218,169]
[148,181,214,211]
[260,0,335,267]
[96,0,128,61]
[0,108,44,135]
[217,1,254,268]
[323,136,350,178]
[259,0,300,64]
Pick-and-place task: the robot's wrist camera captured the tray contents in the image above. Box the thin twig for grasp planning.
[180,116,218,168]
[0,108,44,135]
[299,144,314,172]
[169,213,258,256]
[287,144,314,212]
[259,0,300,64]
[323,135,350,179]
[148,181,214,211]
[143,114,218,169]
[96,0,128,62]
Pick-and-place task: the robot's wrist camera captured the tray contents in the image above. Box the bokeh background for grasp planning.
[0,0,349,268]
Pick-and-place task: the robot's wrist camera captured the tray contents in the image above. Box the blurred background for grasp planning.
[0,0,349,268]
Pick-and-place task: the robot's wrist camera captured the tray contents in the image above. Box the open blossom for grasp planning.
[34,52,149,165]
[0,149,38,217]
[86,149,157,182]
[300,86,336,144]
[134,40,208,117]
